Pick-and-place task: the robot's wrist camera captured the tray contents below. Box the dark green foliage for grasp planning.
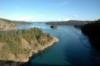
[82,20,100,50]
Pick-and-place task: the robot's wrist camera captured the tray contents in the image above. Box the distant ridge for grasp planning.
[46,20,96,26]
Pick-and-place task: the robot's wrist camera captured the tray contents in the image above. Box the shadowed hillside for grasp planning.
[82,19,100,50]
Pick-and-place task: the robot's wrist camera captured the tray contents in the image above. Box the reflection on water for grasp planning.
[18,23,100,66]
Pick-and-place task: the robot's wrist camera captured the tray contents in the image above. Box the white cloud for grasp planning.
[0,16,38,22]
[13,16,36,21]
[0,15,70,22]
[53,18,70,21]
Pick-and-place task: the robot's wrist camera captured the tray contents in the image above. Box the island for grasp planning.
[0,18,59,66]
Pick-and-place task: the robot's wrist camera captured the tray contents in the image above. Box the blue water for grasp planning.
[18,23,100,66]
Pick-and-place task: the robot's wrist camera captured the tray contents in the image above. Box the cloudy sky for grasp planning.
[0,0,100,21]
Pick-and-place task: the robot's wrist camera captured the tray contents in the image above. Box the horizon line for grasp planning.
[0,17,99,22]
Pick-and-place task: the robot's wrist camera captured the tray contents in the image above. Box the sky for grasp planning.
[0,0,100,21]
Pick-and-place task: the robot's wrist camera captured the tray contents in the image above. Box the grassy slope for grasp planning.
[0,28,53,62]
[0,18,54,62]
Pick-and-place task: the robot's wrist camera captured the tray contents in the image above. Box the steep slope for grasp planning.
[0,18,58,63]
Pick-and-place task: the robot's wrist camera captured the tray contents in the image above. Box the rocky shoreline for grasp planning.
[22,36,59,66]
[21,36,59,63]
[33,37,59,53]
[0,37,59,66]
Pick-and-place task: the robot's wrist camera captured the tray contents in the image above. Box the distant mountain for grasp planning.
[46,20,95,26]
